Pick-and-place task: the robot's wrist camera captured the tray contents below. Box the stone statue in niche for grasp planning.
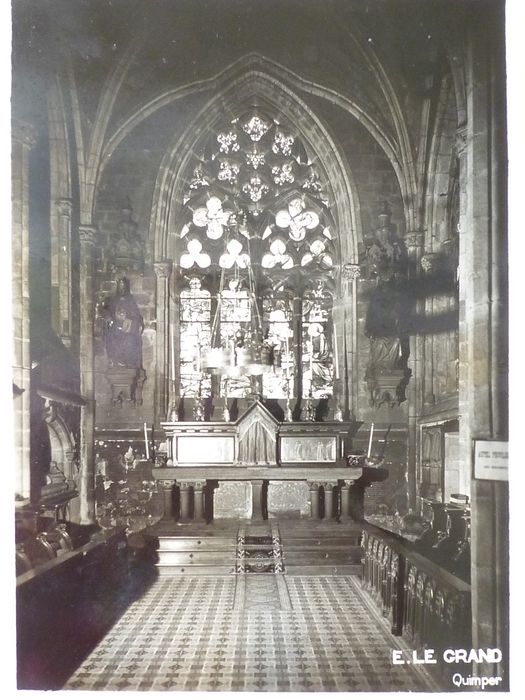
[104,277,144,368]
[363,202,406,282]
[103,277,146,406]
[363,205,411,407]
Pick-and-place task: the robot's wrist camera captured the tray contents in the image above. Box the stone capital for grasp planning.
[56,198,73,218]
[342,479,357,489]
[342,263,361,282]
[178,481,194,490]
[158,479,175,489]
[154,259,173,279]
[78,224,98,246]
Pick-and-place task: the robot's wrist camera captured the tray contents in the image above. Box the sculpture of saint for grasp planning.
[103,278,144,369]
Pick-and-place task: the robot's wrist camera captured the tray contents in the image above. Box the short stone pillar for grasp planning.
[339,481,353,520]
[160,480,174,518]
[323,482,336,519]
[193,480,206,521]
[308,482,320,519]
[179,481,193,521]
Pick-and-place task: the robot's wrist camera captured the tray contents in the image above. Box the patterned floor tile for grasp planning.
[64,574,440,692]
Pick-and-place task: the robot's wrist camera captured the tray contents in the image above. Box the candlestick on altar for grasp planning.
[143,422,150,460]
[367,422,375,459]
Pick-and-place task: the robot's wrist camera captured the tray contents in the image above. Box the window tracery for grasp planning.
[177,110,338,401]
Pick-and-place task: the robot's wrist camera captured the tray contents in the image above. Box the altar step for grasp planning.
[278,523,363,575]
[156,535,238,575]
[150,519,363,576]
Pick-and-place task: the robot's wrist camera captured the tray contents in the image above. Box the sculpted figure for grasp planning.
[103,278,144,369]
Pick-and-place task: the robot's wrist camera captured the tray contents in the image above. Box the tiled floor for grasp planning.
[64,574,440,692]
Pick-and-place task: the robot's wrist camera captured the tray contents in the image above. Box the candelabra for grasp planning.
[284,376,293,422]
[167,379,179,422]
[192,378,205,421]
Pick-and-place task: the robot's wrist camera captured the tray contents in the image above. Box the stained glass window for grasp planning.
[177,110,337,401]
[179,278,212,397]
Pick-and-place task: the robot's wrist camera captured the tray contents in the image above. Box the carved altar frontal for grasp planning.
[161,400,355,468]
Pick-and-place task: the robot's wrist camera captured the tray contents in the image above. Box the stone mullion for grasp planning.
[12,123,35,502]
[292,293,303,418]
[78,224,97,524]
[154,261,172,422]
[205,276,219,416]
[405,231,425,512]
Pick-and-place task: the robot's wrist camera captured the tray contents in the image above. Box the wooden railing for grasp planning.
[361,525,471,654]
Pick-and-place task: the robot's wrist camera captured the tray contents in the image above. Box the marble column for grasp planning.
[308,482,320,519]
[193,480,206,521]
[78,224,97,525]
[154,260,173,422]
[179,482,192,521]
[12,122,35,502]
[323,482,335,519]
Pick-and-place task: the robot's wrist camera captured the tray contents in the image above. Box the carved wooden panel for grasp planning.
[280,436,336,463]
[237,401,278,465]
[176,436,235,464]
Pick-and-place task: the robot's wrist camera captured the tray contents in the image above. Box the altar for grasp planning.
[152,402,388,521]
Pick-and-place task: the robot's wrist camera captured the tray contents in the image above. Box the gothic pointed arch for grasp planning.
[149,72,360,411]
[149,66,362,268]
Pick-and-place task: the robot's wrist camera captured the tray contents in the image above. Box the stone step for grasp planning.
[156,565,236,576]
[157,537,236,551]
[158,551,237,566]
[282,540,362,549]
[283,551,361,565]
[284,564,362,575]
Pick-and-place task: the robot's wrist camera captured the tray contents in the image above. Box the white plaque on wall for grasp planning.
[474,440,508,481]
[176,435,235,464]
